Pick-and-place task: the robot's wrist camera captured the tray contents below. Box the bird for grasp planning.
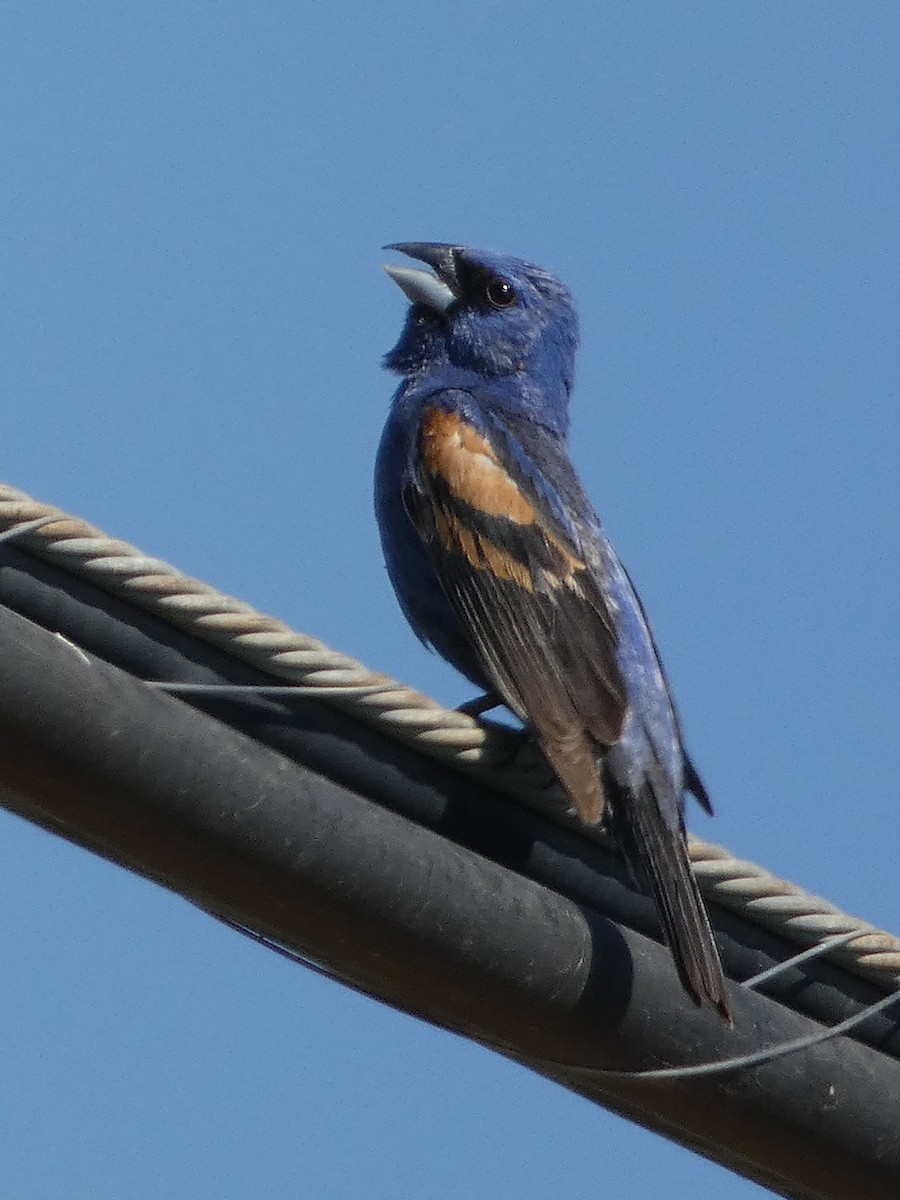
[375,242,731,1022]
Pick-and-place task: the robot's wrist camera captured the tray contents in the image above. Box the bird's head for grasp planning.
[383,243,579,409]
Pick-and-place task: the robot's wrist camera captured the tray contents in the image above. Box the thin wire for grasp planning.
[150,682,334,698]
[556,988,900,1084]
[0,516,59,543]
[743,930,864,989]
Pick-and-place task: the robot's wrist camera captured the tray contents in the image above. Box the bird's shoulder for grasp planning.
[406,383,592,548]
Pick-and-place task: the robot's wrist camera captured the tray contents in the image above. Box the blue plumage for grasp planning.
[375,243,730,1020]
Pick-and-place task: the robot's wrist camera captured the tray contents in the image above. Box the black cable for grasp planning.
[1,538,897,1060]
[2,600,900,1198]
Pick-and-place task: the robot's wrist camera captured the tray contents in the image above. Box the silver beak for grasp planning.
[383,264,456,314]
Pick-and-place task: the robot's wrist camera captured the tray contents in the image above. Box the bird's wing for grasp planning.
[405,395,626,823]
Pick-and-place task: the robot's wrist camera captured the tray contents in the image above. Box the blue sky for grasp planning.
[1,4,898,1197]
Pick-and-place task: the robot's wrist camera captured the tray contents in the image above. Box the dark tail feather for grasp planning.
[607,777,732,1023]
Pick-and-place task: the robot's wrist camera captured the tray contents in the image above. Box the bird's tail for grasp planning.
[606,771,732,1023]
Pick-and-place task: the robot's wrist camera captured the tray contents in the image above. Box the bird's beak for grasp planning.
[383,242,461,314]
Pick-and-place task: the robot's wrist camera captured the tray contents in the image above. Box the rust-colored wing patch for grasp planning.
[432,509,534,590]
[420,406,586,594]
[421,407,538,523]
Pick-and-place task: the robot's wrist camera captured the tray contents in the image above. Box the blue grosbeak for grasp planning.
[376,243,730,1021]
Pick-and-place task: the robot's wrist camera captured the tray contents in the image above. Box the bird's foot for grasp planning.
[457,691,503,717]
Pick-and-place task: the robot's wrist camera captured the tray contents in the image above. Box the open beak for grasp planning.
[383,242,461,314]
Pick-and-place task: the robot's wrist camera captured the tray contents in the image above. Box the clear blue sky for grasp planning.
[2,4,898,1197]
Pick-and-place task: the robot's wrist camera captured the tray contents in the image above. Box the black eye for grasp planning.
[484,277,516,309]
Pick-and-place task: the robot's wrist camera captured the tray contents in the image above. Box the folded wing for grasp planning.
[406,400,626,823]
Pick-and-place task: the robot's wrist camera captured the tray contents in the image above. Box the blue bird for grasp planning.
[375,242,730,1021]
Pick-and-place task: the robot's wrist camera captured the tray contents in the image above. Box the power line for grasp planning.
[0,504,899,1198]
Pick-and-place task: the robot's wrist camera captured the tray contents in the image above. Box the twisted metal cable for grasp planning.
[2,482,898,988]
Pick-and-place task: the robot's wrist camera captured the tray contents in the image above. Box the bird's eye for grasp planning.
[484,277,516,309]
